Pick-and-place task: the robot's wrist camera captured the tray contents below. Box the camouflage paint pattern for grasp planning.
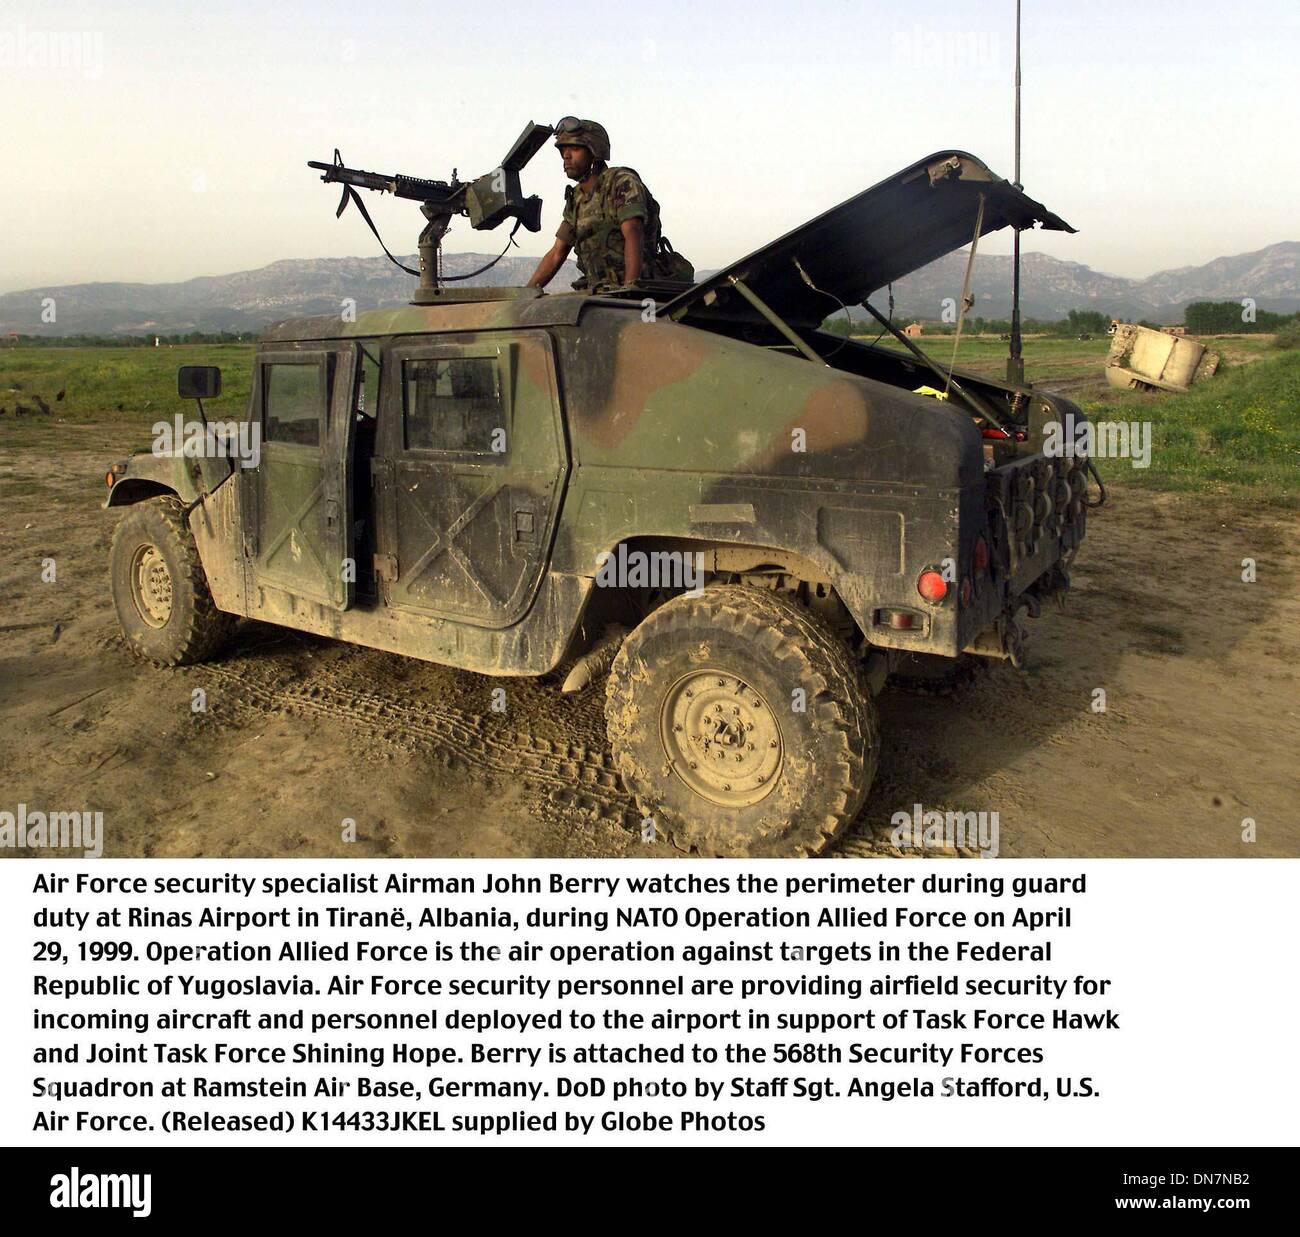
[557,167,659,291]
[106,293,1087,676]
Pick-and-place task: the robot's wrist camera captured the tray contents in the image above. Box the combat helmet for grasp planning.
[553,117,610,163]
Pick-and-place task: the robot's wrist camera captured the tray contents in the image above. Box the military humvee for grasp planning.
[104,151,1092,856]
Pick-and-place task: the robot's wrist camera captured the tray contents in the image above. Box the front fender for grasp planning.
[103,450,204,509]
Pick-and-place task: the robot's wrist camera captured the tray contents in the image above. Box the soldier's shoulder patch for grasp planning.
[605,167,648,218]
[606,166,645,190]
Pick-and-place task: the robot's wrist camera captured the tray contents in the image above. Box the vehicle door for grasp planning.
[242,342,357,609]
[372,331,566,628]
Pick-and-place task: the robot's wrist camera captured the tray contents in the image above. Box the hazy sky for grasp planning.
[2,0,1296,292]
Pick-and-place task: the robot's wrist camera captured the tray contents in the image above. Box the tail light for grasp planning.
[917,570,948,603]
[973,536,989,572]
[982,426,1027,442]
[875,608,925,631]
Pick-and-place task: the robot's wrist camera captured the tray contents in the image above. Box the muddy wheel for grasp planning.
[109,496,235,666]
[605,585,878,856]
[887,652,986,697]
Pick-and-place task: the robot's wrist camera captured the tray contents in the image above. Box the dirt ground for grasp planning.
[2,421,1297,859]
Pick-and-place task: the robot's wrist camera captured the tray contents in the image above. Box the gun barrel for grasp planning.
[307,160,460,204]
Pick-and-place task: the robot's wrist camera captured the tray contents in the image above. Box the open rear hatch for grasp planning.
[662,152,1086,665]
[663,150,1073,329]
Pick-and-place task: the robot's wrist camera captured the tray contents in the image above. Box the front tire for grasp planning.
[109,496,235,666]
[605,585,878,856]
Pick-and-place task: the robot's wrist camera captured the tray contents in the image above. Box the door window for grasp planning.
[402,356,505,455]
[264,362,323,446]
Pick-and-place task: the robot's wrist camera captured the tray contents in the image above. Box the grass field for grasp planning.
[0,343,253,425]
[3,333,1295,505]
[874,330,1277,384]
[1084,346,1300,506]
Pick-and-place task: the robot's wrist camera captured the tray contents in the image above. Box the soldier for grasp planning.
[527,117,692,293]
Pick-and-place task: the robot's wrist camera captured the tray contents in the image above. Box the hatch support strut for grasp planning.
[857,299,1011,430]
[726,276,828,366]
[725,266,1012,432]
[944,192,986,397]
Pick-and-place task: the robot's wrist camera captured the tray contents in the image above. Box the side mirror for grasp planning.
[178,366,222,399]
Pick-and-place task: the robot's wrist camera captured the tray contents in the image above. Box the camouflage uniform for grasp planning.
[557,166,664,292]
[549,119,692,292]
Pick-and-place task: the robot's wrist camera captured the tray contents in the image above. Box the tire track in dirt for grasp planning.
[194,659,911,857]
[197,661,639,822]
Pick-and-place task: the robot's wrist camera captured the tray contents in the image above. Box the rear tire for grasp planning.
[605,585,878,856]
[109,496,235,666]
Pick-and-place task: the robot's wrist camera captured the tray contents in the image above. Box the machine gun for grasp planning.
[308,121,553,300]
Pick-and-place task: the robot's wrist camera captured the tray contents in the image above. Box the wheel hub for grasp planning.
[131,543,173,627]
[660,671,782,807]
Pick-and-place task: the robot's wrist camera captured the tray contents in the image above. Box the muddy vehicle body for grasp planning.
[105,151,1093,856]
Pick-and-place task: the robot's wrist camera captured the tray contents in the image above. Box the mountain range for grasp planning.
[863,242,1300,323]
[1,242,1296,336]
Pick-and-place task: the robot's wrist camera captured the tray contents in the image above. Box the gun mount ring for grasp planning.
[659,671,783,808]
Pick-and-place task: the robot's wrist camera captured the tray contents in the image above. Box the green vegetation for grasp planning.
[0,344,254,425]
[6,331,255,347]
[1272,321,1300,350]
[866,329,1275,381]
[824,312,1100,338]
[1058,309,1111,336]
[1184,300,1298,334]
[825,313,1056,337]
[827,305,1299,339]
[1084,348,1300,507]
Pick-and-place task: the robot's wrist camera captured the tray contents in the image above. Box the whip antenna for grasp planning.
[1007,0,1026,386]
